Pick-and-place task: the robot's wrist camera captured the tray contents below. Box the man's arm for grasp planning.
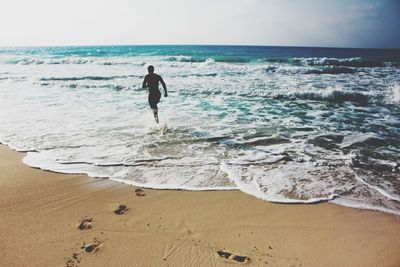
[160,76,168,97]
[142,76,148,89]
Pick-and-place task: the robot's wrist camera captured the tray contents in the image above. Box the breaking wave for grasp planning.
[273,89,370,105]
[264,57,394,68]
[265,65,356,75]
[1,45,400,216]
[291,57,385,67]
[40,74,140,81]
[165,55,251,63]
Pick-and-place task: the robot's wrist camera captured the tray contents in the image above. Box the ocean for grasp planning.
[0,45,399,215]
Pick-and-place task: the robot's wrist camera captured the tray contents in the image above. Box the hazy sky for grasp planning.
[1,0,399,48]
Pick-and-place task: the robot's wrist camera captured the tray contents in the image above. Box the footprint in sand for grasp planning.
[65,252,81,267]
[135,188,145,197]
[217,250,250,263]
[114,204,128,215]
[77,218,93,230]
[81,239,103,254]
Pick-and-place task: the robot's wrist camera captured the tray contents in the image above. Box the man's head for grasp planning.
[147,65,154,74]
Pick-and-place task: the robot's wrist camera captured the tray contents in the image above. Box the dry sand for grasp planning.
[0,144,399,267]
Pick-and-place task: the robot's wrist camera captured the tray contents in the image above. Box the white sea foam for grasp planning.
[1,49,399,215]
[332,197,400,216]
[385,84,400,105]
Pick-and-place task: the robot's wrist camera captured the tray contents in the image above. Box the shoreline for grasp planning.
[1,144,400,266]
[16,142,400,217]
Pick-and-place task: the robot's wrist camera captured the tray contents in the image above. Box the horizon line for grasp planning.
[1,43,399,50]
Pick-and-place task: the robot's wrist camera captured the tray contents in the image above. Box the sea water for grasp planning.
[0,45,399,215]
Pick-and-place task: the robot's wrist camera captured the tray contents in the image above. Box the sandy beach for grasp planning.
[0,144,399,267]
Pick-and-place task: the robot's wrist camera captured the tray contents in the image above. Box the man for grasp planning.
[142,65,168,123]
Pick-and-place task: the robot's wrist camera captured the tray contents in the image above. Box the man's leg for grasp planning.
[149,94,161,124]
[152,105,159,123]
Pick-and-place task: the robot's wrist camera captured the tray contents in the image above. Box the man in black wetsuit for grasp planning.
[142,65,168,123]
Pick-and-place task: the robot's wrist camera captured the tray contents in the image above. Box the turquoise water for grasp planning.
[0,45,399,214]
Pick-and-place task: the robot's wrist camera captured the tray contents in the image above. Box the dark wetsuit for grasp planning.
[142,73,167,109]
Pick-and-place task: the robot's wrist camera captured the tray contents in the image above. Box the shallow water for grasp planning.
[0,45,399,214]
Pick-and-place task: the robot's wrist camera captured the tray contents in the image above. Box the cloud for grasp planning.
[0,0,398,48]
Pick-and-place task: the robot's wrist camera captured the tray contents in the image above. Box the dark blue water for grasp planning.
[2,45,400,63]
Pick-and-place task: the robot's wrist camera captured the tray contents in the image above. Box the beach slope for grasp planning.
[0,145,399,267]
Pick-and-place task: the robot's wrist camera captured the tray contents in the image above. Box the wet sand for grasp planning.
[0,144,399,267]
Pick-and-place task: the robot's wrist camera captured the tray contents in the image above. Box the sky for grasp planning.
[0,0,399,48]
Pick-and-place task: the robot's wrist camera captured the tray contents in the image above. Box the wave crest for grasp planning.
[274,88,370,105]
[265,65,355,75]
[265,57,389,68]
[40,74,140,81]
[292,57,385,67]
[165,55,250,63]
